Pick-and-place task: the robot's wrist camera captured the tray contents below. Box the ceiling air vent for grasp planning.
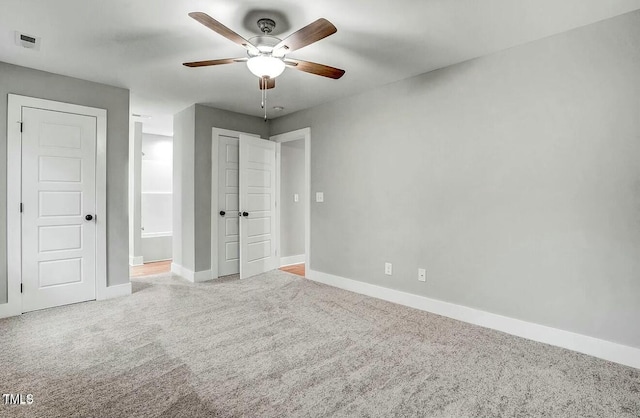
[15,31,41,50]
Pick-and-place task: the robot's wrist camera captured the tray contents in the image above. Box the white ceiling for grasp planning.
[2,0,640,135]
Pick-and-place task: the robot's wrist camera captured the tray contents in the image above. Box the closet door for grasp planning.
[217,135,240,276]
[238,134,277,279]
[21,107,97,312]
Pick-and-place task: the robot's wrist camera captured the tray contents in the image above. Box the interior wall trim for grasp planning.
[307,269,640,370]
[129,256,144,266]
[194,269,213,282]
[270,127,311,277]
[171,262,191,281]
[171,263,212,283]
[97,282,132,300]
[280,254,305,267]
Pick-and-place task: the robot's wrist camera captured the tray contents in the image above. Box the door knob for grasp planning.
[242,211,249,217]
[219,210,226,216]
[85,214,94,221]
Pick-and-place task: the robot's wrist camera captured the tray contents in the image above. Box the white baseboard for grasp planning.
[171,263,212,283]
[97,282,132,300]
[1,282,131,318]
[144,257,172,263]
[129,256,144,266]
[280,254,305,267]
[171,263,192,281]
[0,300,21,319]
[170,262,182,275]
[1,281,132,317]
[194,269,213,282]
[307,269,640,370]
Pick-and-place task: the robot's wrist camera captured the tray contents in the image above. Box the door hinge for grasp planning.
[20,203,23,213]
[19,122,23,133]
[20,283,23,293]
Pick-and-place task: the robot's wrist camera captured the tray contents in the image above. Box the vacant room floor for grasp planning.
[1,270,638,417]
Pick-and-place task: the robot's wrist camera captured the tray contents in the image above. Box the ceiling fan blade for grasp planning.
[259,77,276,90]
[183,57,247,68]
[188,12,258,53]
[284,59,345,79]
[273,18,337,53]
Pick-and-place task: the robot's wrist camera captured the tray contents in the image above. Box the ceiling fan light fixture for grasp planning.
[247,55,285,78]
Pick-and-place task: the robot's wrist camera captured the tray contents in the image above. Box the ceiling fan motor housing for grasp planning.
[257,18,276,34]
[247,35,284,57]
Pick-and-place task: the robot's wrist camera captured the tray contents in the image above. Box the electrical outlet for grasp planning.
[385,262,392,276]
[315,192,324,202]
[418,268,426,282]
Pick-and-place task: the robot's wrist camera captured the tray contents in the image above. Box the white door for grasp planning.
[239,134,277,279]
[217,135,240,276]
[21,107,97,312]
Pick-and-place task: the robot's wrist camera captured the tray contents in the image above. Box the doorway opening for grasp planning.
[276,138,306,277]
[128,119,174,279]
[272,128,311,278]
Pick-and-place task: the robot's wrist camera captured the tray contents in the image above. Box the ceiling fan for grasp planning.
[183,12,346,91]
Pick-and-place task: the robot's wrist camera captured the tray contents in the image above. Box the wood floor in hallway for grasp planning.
[130,260,172,277]
[132,260,305,279]
[279,263,305,277]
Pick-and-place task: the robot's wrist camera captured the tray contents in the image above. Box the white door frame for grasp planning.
[2,94,108,318]
[211,127,260,279]
[270,128,311,271]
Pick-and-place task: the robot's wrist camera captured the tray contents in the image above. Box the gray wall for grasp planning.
[0,61,130,304]
[271,11,640,349]
[280,139,306,258]
[172,106,195,270]
[141,236,173,262]
[174,104,268,273]
[128,122,142,264]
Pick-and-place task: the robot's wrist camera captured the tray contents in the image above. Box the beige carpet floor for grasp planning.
[0,270,638,417]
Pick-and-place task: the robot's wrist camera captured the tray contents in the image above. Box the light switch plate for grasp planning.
[316,192,324,202]
[294,193,299,202]
[418,268,426,282]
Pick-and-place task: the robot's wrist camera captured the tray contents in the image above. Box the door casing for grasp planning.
[271,128,311,272]
[210,127,311,280]
[2,94,108,318]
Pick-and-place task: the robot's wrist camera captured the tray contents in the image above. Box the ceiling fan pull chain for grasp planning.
[264,83,268,121]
